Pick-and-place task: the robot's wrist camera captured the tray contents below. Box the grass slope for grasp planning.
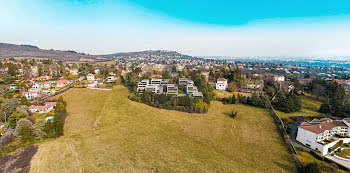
[31,87,296,172]
[277,96,324,119]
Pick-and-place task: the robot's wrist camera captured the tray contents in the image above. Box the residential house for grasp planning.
[35,81,52,89]
[36,76,51,81]
[216,78,228,91]
[29,105,50,114]
[70,68,79,75]
[274,75,285,82]
[87,73,95,81]
[22,91,40,99]
[107,76,116,82]
[56,79,69,88]
[9,84,17,90]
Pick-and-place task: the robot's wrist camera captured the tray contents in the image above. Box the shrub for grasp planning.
[128,93,142,102]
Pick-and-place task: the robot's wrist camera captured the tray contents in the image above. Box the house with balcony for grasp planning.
[185,84,198,95]
[137,79,149,92]
[145,84,162,94]
[166,84,178,96]
[179,78,189,85]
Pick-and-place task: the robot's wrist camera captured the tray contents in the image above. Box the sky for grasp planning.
[1,0,350,57]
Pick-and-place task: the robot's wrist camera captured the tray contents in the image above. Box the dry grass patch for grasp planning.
[215,90,251,99]
[31,87,296,173]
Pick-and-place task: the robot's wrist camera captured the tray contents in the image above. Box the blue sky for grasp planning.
[1,0,350,57]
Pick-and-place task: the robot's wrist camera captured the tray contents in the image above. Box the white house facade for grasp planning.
[216,78,228,91]
[296,118,350,155]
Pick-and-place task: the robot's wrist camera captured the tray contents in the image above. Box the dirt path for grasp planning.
[94,93,113,128]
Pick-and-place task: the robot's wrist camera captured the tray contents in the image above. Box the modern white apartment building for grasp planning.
[179,78,189,85]
[296,118,350,155]
[166,84,178,96]
[151,78,162,85]
[137,79,149,92]
[145,84,162,94]
[185,84,198,95]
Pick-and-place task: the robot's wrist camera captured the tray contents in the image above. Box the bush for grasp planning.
[298,162,321,173]
[128,93,141,102]
[230,111,238,118]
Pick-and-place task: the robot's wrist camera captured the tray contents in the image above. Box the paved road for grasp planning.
[325,155,350,169]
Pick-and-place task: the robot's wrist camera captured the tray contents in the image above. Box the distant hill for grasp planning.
[0,43,105,62]
[103,50,195,59]
[0,42,195,62]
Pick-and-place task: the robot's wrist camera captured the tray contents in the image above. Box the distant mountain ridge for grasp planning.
[0,42,194,62]
[0,42,101,62]
[104,50,194,59]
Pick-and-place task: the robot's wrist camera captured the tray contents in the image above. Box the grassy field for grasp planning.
[215,90,251,99]
[277,95,324,119]
[31,87,296,172]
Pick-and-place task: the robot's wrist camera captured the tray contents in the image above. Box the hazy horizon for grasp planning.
[1,0,350,57]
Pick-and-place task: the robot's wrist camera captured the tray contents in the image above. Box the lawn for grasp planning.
[31,87,296,172]
[215,90,251,99]
[276,95,324,119]
[337,149,350,159]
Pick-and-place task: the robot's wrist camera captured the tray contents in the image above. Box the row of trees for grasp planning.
[223,90,301,113]
[223,93,271,109]
[129,91,208,113]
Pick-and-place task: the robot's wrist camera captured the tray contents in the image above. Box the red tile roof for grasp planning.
[300,120,347,134]
[45,102,57,107]
[29,105,48,111]
[56,79,68,83]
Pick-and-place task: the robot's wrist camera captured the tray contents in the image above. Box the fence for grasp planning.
[269,106,298,155]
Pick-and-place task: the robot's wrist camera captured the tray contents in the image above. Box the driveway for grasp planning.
[325,155,350,169]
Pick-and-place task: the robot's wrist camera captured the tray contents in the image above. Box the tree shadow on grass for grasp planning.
[273,161,297,173]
